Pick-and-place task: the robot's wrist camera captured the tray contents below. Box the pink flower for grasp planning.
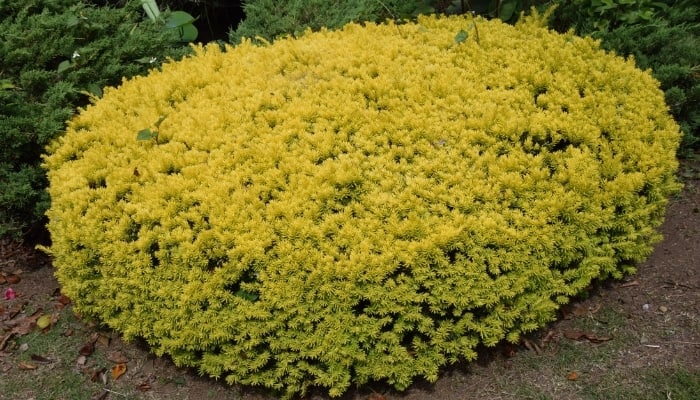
[4,288,16,300]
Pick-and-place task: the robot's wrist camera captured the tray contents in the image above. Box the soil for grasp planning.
[1,159,698,400]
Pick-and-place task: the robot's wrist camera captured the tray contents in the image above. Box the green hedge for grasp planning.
[551,0,700,156]
[44,13,680,398]
[229,0,434,43]
[0,0,190,238]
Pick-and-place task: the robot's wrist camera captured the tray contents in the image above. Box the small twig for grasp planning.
[662,341,700,346]
[619,280,640,288]
[103,388,128,397]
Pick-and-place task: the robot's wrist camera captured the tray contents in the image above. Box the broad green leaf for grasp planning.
[178,24,198,42]
[455,29,468,44]
[499,0,518,22]
[57,60,73,74]
[165,11,195,29]
[137,128,156,141]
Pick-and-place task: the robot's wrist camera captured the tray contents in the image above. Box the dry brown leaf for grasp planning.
[76,355,87,365]
[0,333,16,351]
[567,371,579,381]
[368,394,387,400]
[7,309,43,336]
[95,333,110,348]
[107,351,128,364]
[5,274,21,284]
[57,294,71,305]
[563,330,612,343]
[30,354,52,363]
[18,361,37,370]
[0,301,26,322]
[79,340,95,357]
[111,363,127,380]
[137,382,152,392]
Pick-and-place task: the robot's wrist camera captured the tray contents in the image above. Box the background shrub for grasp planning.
[0,0,190,239]
[229,0,435,43]
[44,14,680,398]
[551,0,700,156]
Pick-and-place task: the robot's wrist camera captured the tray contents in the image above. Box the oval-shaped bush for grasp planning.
[44,13,681,398]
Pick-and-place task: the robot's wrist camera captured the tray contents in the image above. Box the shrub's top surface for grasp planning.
[44,14,680,398]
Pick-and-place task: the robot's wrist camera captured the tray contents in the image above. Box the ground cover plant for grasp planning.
[42,12,681,398]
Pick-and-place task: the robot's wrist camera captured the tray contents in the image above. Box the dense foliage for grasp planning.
[44,14,680,398]
[0,0,190,238]
[229,0,434,43]
[552,0,700,155]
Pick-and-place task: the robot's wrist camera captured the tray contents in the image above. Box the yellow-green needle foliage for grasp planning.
[43,13,681,398]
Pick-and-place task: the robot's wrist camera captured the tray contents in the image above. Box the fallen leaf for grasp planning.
[368,393,387,400]
[620,280,640,288]
[93,332,110,348]
[7,309,43,336]
[18,361,37,370]
[137,382,152,392]
[63,329,74,337]
[0,301,26,321]
[58,295,71,305]
[5,274,21,284]
[36,314,52,330]
[76,355,87,365]
[0,275,5,284]
[111,363,127,380]
[79,341,95,357]
[563,330,612,344]
[30,354,52,363]
[502,343,516,358]
[0,332,16,351]
[567,371,579,381]
[107,351,128,364]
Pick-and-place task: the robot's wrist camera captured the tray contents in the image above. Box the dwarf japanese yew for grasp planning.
[43,12,681,398]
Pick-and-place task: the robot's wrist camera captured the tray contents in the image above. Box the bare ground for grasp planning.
[1,159,698,400]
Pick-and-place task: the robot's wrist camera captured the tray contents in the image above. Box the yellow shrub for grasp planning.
[43,13,680,398]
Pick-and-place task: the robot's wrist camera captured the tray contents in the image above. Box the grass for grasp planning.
[2,299,696,400]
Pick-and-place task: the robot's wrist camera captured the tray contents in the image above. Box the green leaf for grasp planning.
[57,60,73,74]
[141,0,160,21]
[455,29,468,44]
[165,11,195,29]
[499,0,518,22]
[234,289,259,302]
[137,128,157,141]
[86,83,103,98]
[178,24,198,42]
